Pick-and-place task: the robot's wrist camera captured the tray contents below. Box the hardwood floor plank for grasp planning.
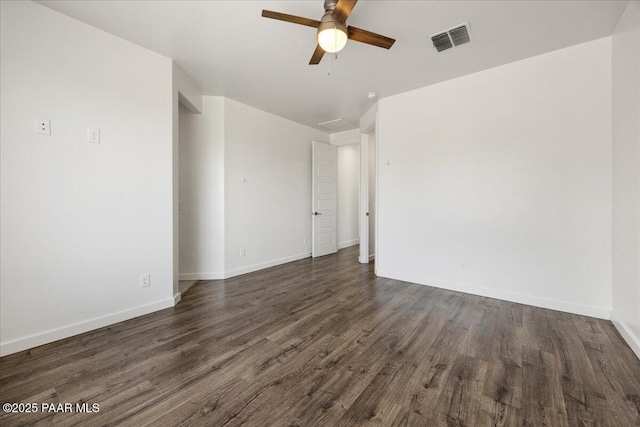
[402,320,471,419]
[547,318,612,426]
[598,319,640,384]
[489,300,525,367]
[476,394,520,427]
[582,341,640,426]
[522,306,555,354]
[522,346,569,426]
[482,358,522,410]
[430,353,488,426]
[460,297,501,362]
[571,314,613,347]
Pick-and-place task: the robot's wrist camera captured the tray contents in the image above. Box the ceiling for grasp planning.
[38,0,629,131]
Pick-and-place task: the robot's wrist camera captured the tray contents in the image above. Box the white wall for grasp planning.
[331,129,360,146]
[611,0,640,358]
[179,97,225,280]
[0,1,174,355]
[173,62,203,115]
[175,96,330,279]
[224,98,328,276]
[331,129,360,250]
[337,144,360,249]
[377,37,613,318]
[360,103,378,133]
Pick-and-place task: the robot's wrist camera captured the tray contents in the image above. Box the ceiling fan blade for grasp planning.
[347,26,395,49]
[261,10,321,28]
[332,0,358,23]
[309,44,325,65]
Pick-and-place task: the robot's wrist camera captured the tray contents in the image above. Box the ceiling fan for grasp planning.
[262,0,395,65]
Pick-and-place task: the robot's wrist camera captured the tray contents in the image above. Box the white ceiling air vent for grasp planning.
[430,22,472,52]
[318,119,357,132]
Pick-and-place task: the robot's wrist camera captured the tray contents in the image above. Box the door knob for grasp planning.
[314,212,322,215]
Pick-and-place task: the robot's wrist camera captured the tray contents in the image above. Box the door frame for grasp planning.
[359,113,378,265]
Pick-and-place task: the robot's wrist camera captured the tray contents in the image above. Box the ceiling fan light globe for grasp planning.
[317,24,348,53]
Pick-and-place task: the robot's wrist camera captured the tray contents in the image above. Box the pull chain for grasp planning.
[328,24,339,76]
[327,52,339,76]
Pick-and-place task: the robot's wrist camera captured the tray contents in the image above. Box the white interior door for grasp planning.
[312,141,337,257]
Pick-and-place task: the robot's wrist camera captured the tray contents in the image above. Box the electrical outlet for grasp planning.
[240,248,246,256]
[461,261,468,271]
[87,129,100,143]
[303,237,307,245]
[140,273,150,288]
[36,119,51,135]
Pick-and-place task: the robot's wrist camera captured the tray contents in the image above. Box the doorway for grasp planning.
[359,123,376,264]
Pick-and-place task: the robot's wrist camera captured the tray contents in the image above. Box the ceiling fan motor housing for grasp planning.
[324,0,338,12]
[320,0,347,35]
[317,10,348,52]
[318,11,348,33]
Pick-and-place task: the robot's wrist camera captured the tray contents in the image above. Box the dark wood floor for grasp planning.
[1,247,639,426]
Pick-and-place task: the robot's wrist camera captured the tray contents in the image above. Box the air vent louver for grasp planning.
[431,32,452,52]
[430,22,472,53]
[318,119,357,132]
[449,26,470,46]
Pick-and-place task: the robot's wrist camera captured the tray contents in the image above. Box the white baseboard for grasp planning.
[610,312,640,360]
[179,253,311,281]
[376,269,610,320]
[179,272,224,281]
[173,292,182,305]
[0,296,176,357]
[338,239,360,249]
[224,252,311,279]
[358,253,374,264]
